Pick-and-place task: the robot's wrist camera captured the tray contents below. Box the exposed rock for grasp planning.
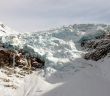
[82,32,110,61]
[105,34,110,39]
[0,50,14,67]
[83,39,110,61]
[82,39,110,49]
[31,58,45,68]
[0,48,45,71]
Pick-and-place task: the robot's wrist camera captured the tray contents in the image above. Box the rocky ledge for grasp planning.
[81,32,110,61]
[0,44,45,71]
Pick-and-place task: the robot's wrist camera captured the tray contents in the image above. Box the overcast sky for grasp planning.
[0,0,110,32]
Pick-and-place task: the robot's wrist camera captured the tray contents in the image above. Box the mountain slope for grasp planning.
[0,24,110,96]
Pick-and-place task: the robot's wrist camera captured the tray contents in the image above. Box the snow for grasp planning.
[14,58,110,96]
[42,67,110,96]
[0,24,110,96]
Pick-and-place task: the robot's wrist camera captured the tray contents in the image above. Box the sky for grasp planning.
[0,0,110,32]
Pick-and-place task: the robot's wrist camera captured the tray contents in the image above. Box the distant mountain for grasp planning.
[0,22,17,36]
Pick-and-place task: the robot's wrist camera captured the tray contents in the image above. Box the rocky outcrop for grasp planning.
[84,43,110,61]
[82,39,110,49]
[82,33,110,61]
[0,48,45,70]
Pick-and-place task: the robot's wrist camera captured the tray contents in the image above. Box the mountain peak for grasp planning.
[0,22,17,36]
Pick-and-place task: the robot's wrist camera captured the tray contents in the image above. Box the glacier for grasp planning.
[0,24,110,96]
[1,24,108,71]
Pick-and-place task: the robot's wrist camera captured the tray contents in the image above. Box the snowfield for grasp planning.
[0,24,110,96]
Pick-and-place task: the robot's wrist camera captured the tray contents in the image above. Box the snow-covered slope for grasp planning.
[0,24,110,96]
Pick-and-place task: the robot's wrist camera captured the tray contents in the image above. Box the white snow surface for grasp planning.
[0,24,110,96]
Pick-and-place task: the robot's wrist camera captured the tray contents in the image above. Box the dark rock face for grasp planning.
[84,43,110,61]
[0,50,14,67]
[0,49,45,70]
[81,33,110,61]
[80,31,106,46]
[31,58,45,68]
[81,39,110,49]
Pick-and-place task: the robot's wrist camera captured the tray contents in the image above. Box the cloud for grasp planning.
[0,0,110,32]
